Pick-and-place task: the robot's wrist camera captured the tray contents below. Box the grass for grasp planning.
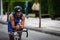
[28,13,35,17]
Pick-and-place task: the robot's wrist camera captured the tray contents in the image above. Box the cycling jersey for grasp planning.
[8,12,23,32]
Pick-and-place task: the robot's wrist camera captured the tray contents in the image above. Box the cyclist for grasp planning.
[8,6,25,40]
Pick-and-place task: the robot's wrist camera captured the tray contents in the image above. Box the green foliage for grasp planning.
[3,0,32,2]
[3,0,32,12]
[3,1,8,12]
[3,0,60,18]
[40,0,48,14]
[47,0,60,18]
[47,0,55,18]
[53,0,60,17]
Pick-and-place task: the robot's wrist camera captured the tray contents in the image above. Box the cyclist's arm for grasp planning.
[20,14,26,27]
[10,15,16,29]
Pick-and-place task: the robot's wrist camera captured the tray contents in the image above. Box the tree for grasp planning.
[47,0,55,19]
[7,0,10,21]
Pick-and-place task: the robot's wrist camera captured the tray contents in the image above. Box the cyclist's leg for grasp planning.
[18,29,23,40]
[8,32,14,40]
[18,31,23,40]
[19,32,22,37]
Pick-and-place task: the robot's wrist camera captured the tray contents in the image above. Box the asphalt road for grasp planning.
[0,23,60,40]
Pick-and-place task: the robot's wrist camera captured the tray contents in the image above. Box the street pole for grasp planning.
[25,0,28,18]
[7,0,10,21]
[39,0,41,28]
[1,0,3,16]
[0,0,1,15]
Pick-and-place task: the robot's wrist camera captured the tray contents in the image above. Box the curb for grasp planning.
[0,21,60,36]
[25,27,60,36]
[0,21,8,25]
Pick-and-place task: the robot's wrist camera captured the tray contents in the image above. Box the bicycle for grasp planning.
[10,28,28,40]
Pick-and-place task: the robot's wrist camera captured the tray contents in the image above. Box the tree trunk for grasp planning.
[7,0,10,21]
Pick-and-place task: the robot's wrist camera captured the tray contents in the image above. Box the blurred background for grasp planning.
[1,0,60,19]
[0,0,60,40]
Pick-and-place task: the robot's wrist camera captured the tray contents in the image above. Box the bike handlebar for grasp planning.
[10,28,28,37]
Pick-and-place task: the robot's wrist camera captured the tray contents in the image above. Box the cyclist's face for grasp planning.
[16,11,21,17]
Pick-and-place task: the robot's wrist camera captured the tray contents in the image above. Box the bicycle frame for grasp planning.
[10,28,28,40]
[14,31,20,40]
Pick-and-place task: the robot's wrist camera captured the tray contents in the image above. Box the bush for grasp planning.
[41,0,48,14]
[47,0,56,19]
[48,0,60,19]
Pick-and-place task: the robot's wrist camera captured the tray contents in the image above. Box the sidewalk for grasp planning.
[0,15,60,36]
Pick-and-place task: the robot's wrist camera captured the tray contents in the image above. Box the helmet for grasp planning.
[14,6,22,12]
